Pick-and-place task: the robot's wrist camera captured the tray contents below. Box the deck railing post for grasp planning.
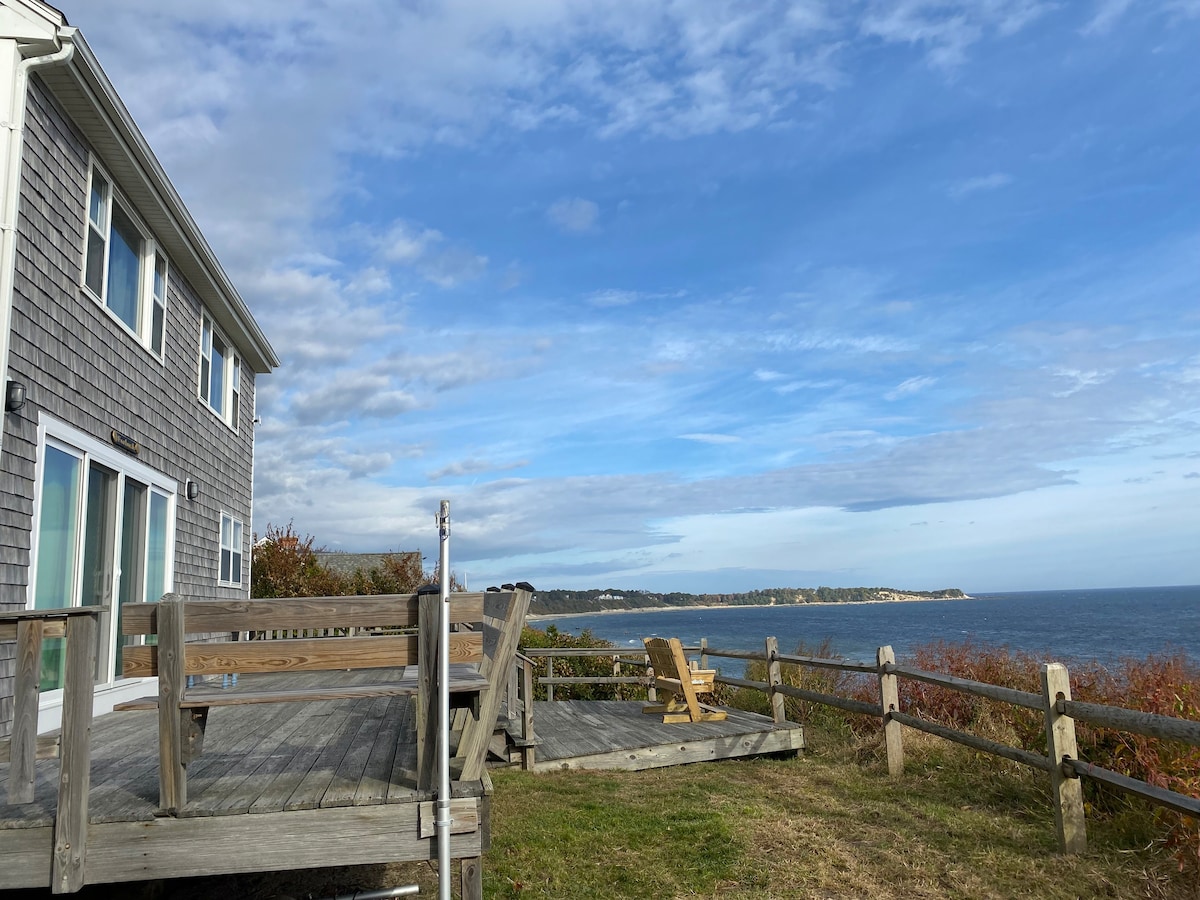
[878,645,903,776]
[416,587,440,792]
[765,637,786,724]
[52,612,96,894]
[520,655,536,770]
[8,617,43,804]
[1042,663,1087,853]
[699,637,708,671]
[646,658,656,702]
[157,594,188,813]
[545,656,554,702]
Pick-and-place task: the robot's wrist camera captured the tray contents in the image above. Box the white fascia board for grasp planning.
[0,0,63,44]
[49,30,279,374]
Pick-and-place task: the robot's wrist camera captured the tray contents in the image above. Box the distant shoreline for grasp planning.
[527,593,976,622]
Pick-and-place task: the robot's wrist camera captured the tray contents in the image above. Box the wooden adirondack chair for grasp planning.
[642,637,727,723]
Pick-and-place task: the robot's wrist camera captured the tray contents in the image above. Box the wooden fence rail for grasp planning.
[518,637,1200,854]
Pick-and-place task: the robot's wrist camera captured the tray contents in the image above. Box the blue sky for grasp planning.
[60,1,1200,593]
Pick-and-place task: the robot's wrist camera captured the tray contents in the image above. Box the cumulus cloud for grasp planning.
[378,220,488,287]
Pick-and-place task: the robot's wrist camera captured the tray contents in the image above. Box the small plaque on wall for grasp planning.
[111,429,140,455]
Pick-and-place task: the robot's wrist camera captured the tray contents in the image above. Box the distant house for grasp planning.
[0,1,278,734]
[314,551,423,578]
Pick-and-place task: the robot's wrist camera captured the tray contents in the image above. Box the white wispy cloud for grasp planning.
[948,172,1015,199]
[547,197,600,233]
[885,376,937,401]
[679,433,742,445]
[427,458,530,481]
[1082,0,1136,35]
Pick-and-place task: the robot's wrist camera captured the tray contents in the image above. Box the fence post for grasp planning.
[646,656,657,702]
[8,618,43,804]
[520,657,536,770]
[1041,663,1087,853]
[878,645,903,776]
[53,612,96,893]
[700,637,708,671]
[765,637,786,724]
[613,654,621,700]
[545,656,555,702]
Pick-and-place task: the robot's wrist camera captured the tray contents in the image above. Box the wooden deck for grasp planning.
[0,670,484,891]
[1,688,801,890]
[525,700,805,772]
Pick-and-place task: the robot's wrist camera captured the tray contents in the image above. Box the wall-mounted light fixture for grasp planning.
[186,479,200,501]
[5,380,26,412]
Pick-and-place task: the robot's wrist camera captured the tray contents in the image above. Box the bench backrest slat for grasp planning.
[121,592,487,636]
[122,631,484,678]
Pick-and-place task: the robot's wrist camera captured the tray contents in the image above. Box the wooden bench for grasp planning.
[115,586,532,814]
[642,637,727,723]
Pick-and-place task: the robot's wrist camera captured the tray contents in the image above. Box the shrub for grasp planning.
[250,521,456,598]
[721,638,1200,870]
[520,625,637,701]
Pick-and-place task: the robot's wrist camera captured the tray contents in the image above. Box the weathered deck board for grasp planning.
[353,695,410,806]
[526,700,804,772]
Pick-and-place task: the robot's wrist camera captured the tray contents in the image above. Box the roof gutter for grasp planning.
[0,24,76,452]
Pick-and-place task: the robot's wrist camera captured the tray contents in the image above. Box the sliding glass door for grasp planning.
[32,429,175,691]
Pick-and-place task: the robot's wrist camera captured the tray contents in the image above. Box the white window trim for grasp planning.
[27,414,178,697]
[218,511,244,587]
[199,311,242,432]
[81,158,169,361]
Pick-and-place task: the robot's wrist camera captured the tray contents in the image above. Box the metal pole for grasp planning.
[316,886,419,900]
[435,500,452,900]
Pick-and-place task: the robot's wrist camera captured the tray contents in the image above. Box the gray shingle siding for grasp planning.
[0,75,259,734]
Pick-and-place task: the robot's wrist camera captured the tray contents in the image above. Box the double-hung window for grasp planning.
[200,313,241,429]
[83,163,168,356]
[219,513,244,586]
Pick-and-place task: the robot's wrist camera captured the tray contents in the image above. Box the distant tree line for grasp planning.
[528,586,967,615]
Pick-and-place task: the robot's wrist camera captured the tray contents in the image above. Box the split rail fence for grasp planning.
[520,638,1200,854]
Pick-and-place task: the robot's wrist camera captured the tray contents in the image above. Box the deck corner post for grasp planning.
[877,645,903,777]
[416,589,440,792]
[765,637,786,724]
[1041,662,1087,854]
[157,594,188,813]
[520,656,536,770]
[52,612,96,894]
[9,618,43,804]
[460,855,483,900]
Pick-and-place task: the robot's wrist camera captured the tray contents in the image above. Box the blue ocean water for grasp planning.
[531,585,1200,670]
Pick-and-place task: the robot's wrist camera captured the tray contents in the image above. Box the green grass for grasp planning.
[480,730,1194,900]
